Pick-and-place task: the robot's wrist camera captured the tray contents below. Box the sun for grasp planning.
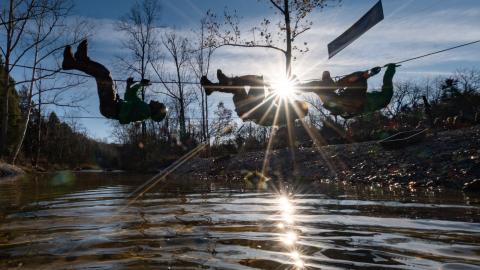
[271,77,298,100]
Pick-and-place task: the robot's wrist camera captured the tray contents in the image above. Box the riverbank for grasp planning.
[174,125,480,191]
[0,162,24,179]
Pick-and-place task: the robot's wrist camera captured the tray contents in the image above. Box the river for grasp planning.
[1,172,479,269]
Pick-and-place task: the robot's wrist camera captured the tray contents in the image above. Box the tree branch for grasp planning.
[213,42,286,54]
[269,0,285,14]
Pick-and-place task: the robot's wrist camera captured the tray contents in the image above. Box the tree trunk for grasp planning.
[34,85,42,167]
[0,62,10,158]
[12,43,40,164]
[205,93,209,143]
[0,0,14,158]
[140,58,147,138]
[141,85,147,137]
[282,0,296,175]
[200,86,206,141]
[176,62,187,141]
[283,0,292,78]
[179,95,186,140]
[164,116,169,138]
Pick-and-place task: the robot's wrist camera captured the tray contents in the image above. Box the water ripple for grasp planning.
[0,173,479,270]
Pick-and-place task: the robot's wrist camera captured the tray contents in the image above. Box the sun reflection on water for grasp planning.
[276,194,305,269]
[282,231,298,246]
[279,196,294,214]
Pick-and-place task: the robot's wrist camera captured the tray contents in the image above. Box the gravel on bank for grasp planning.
[173,125,480,191]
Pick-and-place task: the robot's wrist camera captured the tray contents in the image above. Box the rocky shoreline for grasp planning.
[0,162,24,180]
[174,125,480,192]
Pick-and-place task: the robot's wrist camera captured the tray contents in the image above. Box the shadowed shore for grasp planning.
[173,125,480,191]
[0,162,24,180]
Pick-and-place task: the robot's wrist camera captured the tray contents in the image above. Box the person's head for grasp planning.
[149,101,167,122]
[322,71,333,82]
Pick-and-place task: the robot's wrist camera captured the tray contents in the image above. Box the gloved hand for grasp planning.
[370,66,382,75]
[384,63,401,68]
[140,78,152,86]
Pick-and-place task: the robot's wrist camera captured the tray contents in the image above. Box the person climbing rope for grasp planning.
[201,70,308,126]
[301,63,398,118]
[62,40,167,124]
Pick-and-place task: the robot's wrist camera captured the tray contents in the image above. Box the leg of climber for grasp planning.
[200,76,216,96]
[63,40,111,79]
[62,40,119,119]
[200,70,253,96]
[200,72,252,118]
[217,69,266,97]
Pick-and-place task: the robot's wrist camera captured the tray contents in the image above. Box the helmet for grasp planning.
[149,101,167,122]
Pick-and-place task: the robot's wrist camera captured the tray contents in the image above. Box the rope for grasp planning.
[395,39,480,64]
[10,39,480,84]
[10,64,202,85]
[326,39,480,80]
[8,113,242,120]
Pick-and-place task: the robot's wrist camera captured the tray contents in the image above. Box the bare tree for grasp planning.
[116,0,161,136]
[211,101,237,145]
[387,81,413,118]
[1,0,37,157]
[190,17,215,142]
[31,69,87,165]
[303,93,330,127]
[454,68,480,94]
[10,0,88,164]
[206,0,340,77]
[152,31,192,141]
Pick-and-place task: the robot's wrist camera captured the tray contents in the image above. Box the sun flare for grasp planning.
[271,77,298,100]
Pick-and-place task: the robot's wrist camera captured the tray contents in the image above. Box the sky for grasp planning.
[4,0,480,141]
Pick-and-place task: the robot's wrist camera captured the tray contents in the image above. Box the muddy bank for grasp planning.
[0,162,24,179]
[174,125,480,191]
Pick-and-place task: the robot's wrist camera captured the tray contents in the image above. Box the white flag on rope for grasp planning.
[328,0,384,59]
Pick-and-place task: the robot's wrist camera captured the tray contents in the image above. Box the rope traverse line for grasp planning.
[7,114,244,120]
[306,39,480,81]
[395,39,480,64]
[10,64,202,84]
[9,39,480,83]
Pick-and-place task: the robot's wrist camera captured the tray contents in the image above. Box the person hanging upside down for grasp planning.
[201,70,308,126]
[301,64,398,118]
[62,40,167,124]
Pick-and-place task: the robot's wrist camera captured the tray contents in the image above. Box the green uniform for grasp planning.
[363,65,396,114]
[320,65,396,118]
[118,83,151,124]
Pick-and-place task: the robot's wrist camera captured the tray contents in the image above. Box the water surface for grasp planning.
[1,172,479,269]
